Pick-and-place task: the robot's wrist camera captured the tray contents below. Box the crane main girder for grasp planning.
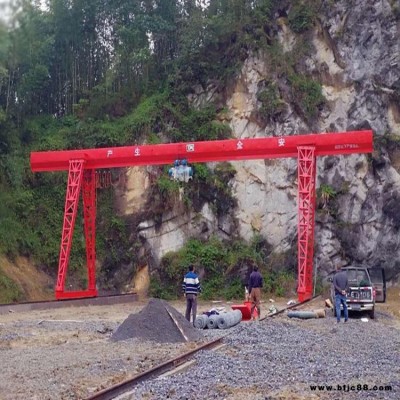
[30,130,373,300]
[31,130,373,171]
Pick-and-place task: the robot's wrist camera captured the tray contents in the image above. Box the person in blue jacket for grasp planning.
[182,265,202,325]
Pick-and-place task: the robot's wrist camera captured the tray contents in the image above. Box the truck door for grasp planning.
[368,267,386,302]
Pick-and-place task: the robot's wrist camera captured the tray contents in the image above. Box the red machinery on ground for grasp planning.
[30,130,373,301]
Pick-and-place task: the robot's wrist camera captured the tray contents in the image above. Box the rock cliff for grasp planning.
[119,0,400,285]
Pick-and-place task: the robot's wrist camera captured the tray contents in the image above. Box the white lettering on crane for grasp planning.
[186,144,195,152]
[334,144,359,150]
[107,150,113,158]
[237,140,243,150]
[278,137,285,147]
[134,147,141,156]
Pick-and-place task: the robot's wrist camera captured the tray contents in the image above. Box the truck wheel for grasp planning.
[369,308,375,320]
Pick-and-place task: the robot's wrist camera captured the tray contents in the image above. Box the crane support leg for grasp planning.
[82,169,97,296]
[55,160,85,299]
[297,146,316,302]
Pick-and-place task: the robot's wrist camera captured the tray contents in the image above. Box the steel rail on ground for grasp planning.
[85,294,322,400]
[85,336,225,400]
[0,293,138,315]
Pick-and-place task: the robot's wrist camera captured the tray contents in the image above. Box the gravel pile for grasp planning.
[111,298,204,343]
[132,312,400,400]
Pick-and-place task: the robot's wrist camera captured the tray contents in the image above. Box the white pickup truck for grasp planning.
[329,267,385,320]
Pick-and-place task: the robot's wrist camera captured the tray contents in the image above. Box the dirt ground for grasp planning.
[0,288,398,341]
[0,256,53,301]
[377,287,400,319]
[0,290,398,400]
[0,294,291,324]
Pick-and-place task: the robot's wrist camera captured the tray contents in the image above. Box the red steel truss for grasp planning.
[55,160,88,299]
[297,147,316,301]
[82,169,97,295]
[31,130,373,300]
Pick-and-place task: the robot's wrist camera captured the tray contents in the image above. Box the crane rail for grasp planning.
[0,293,138,315]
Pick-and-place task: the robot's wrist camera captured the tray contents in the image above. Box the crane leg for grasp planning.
[297,146,316,302]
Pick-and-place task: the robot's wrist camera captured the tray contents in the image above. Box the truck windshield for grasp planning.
[346,269,370,286]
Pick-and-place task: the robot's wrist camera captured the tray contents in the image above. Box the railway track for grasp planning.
[0,292,138,315]
[86,337,225,400]
[85,295,321,400]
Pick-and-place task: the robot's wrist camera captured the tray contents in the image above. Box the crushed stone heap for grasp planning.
[111,298,204,343]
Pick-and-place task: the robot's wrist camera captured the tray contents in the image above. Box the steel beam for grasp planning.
[31,131,373,172]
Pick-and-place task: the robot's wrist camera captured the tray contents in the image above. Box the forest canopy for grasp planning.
[0,0,280,120]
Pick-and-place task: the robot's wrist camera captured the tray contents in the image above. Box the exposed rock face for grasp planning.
[231,158,298,250]
[137,203,235,265]
[114,167,154,215]
[126,1,400,284]
[319,0,400,135]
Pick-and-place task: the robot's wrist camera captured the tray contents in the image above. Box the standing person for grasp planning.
[248,265,263,320]
[182,265,202,325]
[333,264,349,323]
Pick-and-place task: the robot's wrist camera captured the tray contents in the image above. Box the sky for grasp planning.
[0,0,48,24]
[0,0,210,25]
[0,0,16,24]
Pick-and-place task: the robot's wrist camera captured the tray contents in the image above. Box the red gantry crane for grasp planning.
[30,130,373,301]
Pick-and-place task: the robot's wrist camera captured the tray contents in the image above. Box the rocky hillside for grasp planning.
[1,0,400,301]
[120,0,400,288]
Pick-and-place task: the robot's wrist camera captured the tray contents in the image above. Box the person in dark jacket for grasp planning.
[182,265,202,325]
[248,265,263,320]
[333,264,348,323]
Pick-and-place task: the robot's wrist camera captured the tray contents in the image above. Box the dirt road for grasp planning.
[0,291,398,399]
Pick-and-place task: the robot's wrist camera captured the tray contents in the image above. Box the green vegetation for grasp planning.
[0,270,23,303]
[259,27,325,124]
[149,235,297,300]
[288,1,320,33]
[257,81,287,123]
[146,161,237,224]
[373,134,400,175]
[0,0,326,295]
[318,184,337,209]
[316,183,341,217]
[288,74,325,120]
[314,275,325,297]
[374,133,400,151]
[390,0,400,19]
[268,271,296,298]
